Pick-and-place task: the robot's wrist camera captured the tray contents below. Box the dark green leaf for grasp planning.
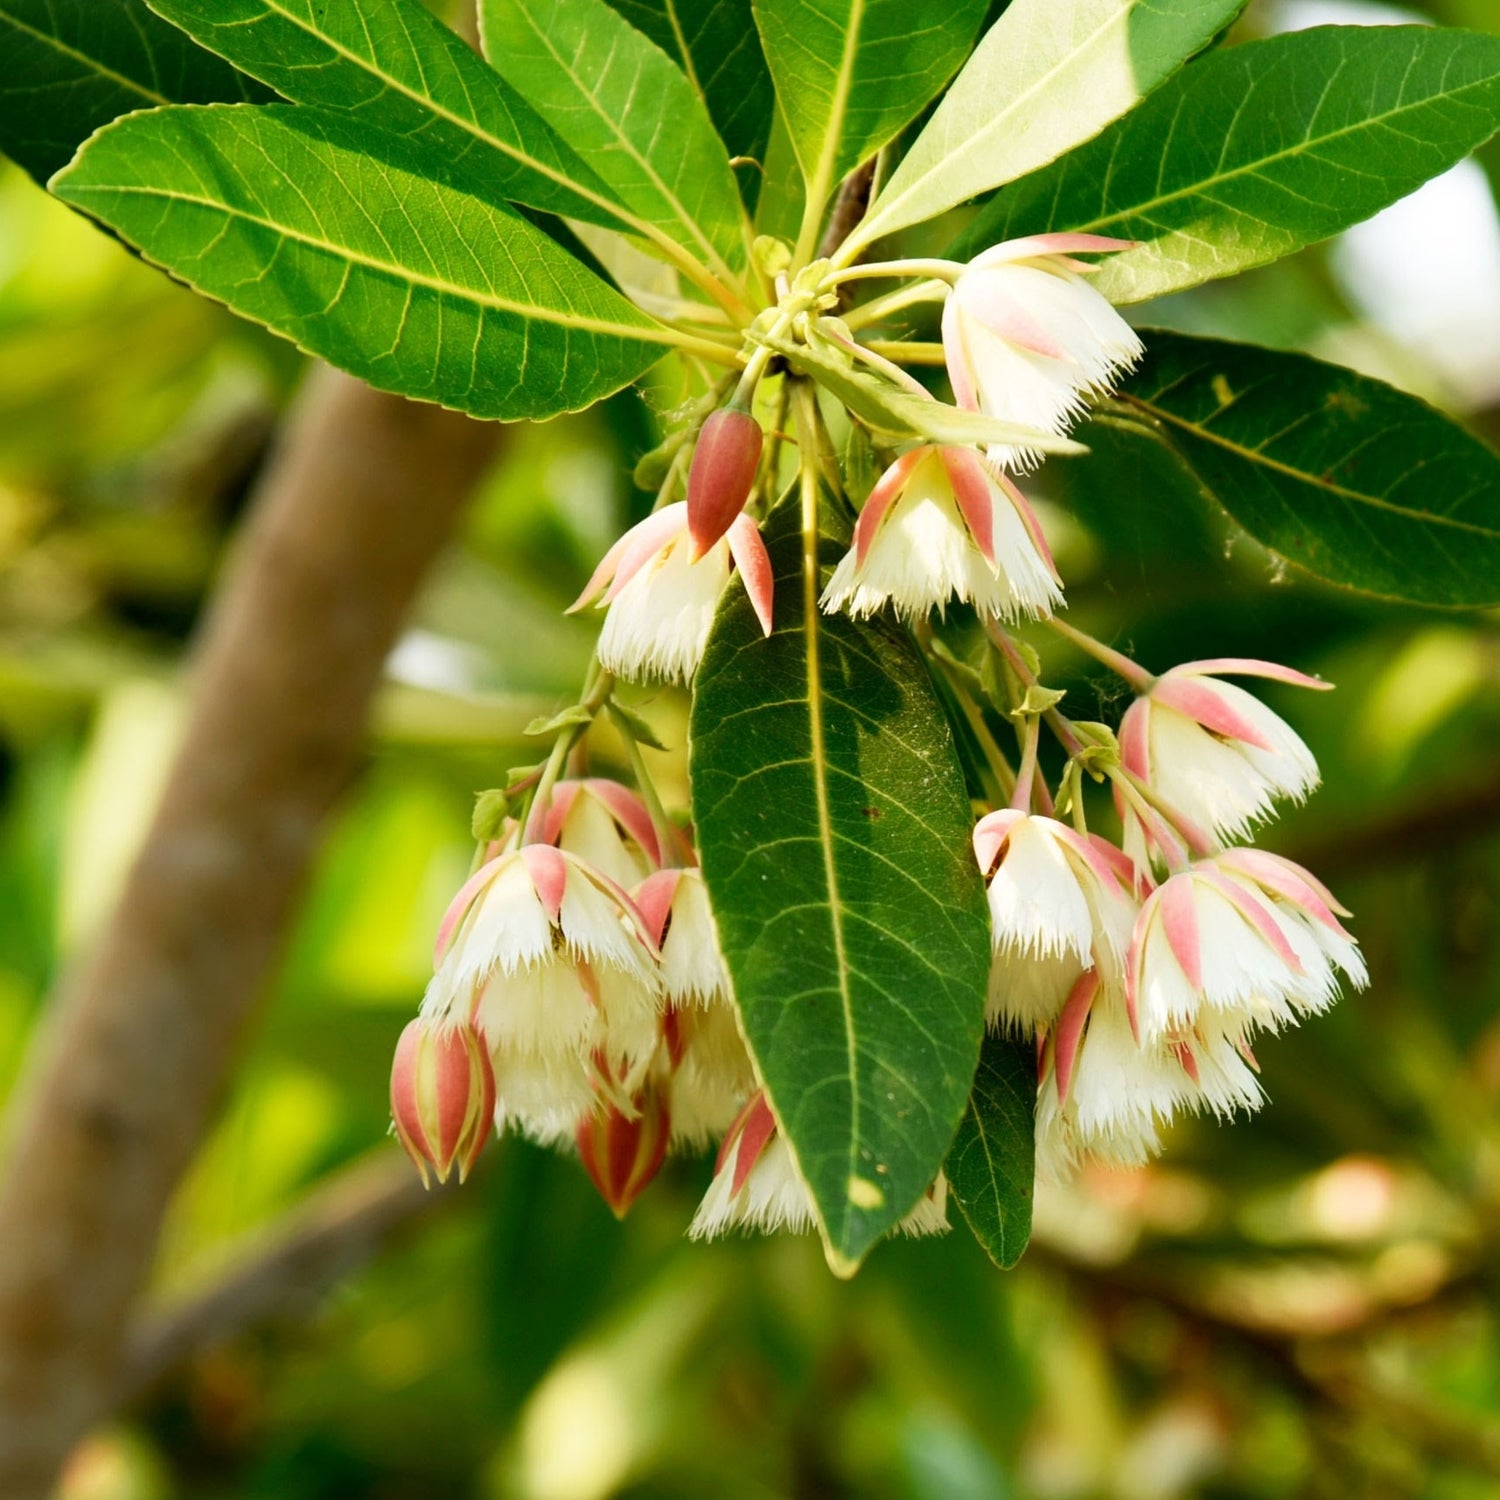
[958,26,1500,303]
[1098,331,1500,607]
[52,105,671,421]
[143,0,629,227]
[946,1033,1034,1270]
[853,0,1246,252]
[604,0,774,173]
[0,0,269,184]
[690,502,991,1271]
[478,0,748,276]
[752,0,987,232]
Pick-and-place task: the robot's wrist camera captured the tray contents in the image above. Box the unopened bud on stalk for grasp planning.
[577,1086,671,1218]
[687,407,763,558]
[390,1018,496,1187]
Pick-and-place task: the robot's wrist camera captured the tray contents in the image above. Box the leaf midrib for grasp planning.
[59,178,675,345]
[1054,45,1500,238]
[1,7,171,107]
[803,0,866,229]
[798,489,861,1244]
[861,0,1133,245]
[1126,394,1500,538]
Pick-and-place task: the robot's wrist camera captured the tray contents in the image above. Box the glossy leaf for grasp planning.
[52,105,672,422]
[479,0,747,275]
[691,503,991,1271]
[960,25,1500,303]
[143,0,626,227]
[0,0,268,184]
[604,0,774,172]
[1098,332,1500,607]
[853,0,1245,254]
[946,1033,1034,1270]
[753,0,987,227]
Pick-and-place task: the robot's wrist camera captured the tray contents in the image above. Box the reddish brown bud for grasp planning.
[686,407,763,558]
[390,1018,496,1187]
[577,1087,670,1218]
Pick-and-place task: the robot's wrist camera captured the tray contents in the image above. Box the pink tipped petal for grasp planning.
[602,503,690,604]
[727,515,775,636]
[581,862,660,954]
[568,529,634,613]
[520,843,569,924]
[1119,699,1152,781]
[585,779,663,867]
[941,300,979,411]
[730,1093,778,1195]
[1203,870,1304,973]
[855,447,928,565]
[389,1022,433,1165]
[939,447,996,564]
[1160,877,1203,989]
[1054,824,1128,890]
[1152,676,1276,751]
[956,277,1073,361]
[1216,849,1351,932]
[1085,833,1138,889]
[973,808,1025,873]
[1053,969,1101,1104]
[1238,1037,1261,1074]
[633,869,682,948]
[541,781,581,847]
[432,1031,475,1167]
[1174,1040,1201,1085]
[434,854,509,966]
[1176,657,1331,691]
[992,470,1059,581]
[460,1041,497,1180]
[973,233,1138,269]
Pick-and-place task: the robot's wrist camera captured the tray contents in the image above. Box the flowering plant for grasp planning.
[37,0,1500,1276]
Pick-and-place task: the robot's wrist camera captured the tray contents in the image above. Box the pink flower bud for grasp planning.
[390,1018,496,1187]
[687,407,763,558]
[577,1086,670,1218]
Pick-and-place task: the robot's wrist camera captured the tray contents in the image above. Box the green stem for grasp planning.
[609,704,683,867]
[830,258,962,285]
[519,663,616,845]
[843,279,949,331]
[1045,616,1156,693]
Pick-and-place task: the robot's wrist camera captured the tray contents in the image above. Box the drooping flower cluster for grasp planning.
[978,657,1365,1180]
[390,225,1365,1246]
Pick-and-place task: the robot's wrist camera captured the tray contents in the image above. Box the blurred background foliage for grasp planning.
[5,0,1500,1495]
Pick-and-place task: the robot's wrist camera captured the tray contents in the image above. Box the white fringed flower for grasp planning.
[635,867,729,1007]
[821,445,1060,623]
[973,810,1137,1032]
[1036,996,1264,1182]
[1121,658,1328,842]
[570,501,773,683]
[1128,851,1366,1046]
[542,778,664,887]
[421,844,661,1142]
[689,1092,949,1239]
[943,233,1143,470]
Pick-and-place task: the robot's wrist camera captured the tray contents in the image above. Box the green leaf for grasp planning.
[51,105,672,421]
[946,1033,1034,1270]
[143,0,630,227]
[604,0,774,172]
[1098,331,1500,607]
[0,0,269,184]
[959,25,1500,304]
[854,0,1245,253]
[690,501,991,1271]
[478,0,747,276]
[753,0,987,232]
